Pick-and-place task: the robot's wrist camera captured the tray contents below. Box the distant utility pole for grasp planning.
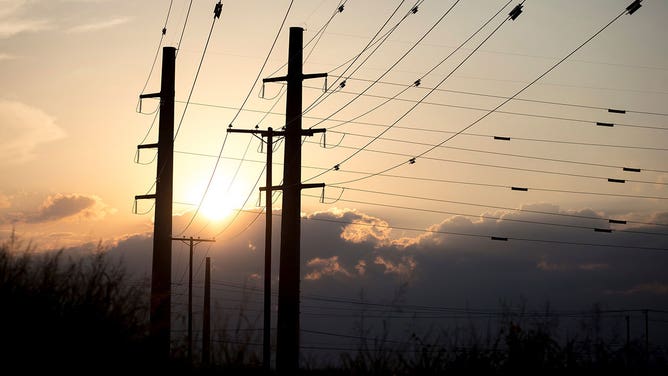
[135,46,176,361]
[262,26,327,373]
[644,309,649,363]
[172,236,215,366]
[202,257,211,366]
[227,126,281,370]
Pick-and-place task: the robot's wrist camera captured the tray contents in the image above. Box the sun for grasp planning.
[199,194,235,222]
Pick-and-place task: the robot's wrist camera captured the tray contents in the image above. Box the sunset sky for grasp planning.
[1,0,667,350]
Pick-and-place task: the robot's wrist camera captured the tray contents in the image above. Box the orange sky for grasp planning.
[1,1,667,325]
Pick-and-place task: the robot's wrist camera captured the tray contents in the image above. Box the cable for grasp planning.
[300,0,417,116]
[328,170,667,200]
[303,84,668,131]
[334,75,668,119]
[311,133,667,185]
[175,150,668,227]
[311,0,507,132]
[302,193,667,236]
[302,214,668,251]
[306,1,518,185]
[179,132,230,234]
[173,9,220,140]
[227,0,294,128]
[174,102,668,174]
[176,0,193,51]
[327,186,668,228]
[137,0,174,113]
[179,0,292,235]
[319,3,644,186]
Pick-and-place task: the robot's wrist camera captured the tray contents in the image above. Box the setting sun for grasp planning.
[199,194,235,221]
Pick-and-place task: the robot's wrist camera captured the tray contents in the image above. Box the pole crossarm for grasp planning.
[135,194,157,200]
[171,236,216,245]
[260,183,325,192]
[138,143,159,149]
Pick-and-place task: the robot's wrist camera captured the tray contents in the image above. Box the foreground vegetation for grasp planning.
[1,238,666,375]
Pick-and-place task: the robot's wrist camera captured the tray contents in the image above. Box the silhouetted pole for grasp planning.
[626,314,631,348]
[262,128,274,371]
[172,236,215,366]
[262,27,326,373]
[135,46,176,361]
[228,126,281,370]
[644,309,649,364]
[202,257,211,366]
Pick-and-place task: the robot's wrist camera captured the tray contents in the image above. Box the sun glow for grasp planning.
[199,194,235,221]
[184,182,240,223]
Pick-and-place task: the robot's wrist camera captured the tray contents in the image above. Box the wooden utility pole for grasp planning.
[644,309,649,364]
[172,236,215,366]
[135,46,176,361]
[202,257,212,366]
[262,26,327,372]
[227,127,280,370]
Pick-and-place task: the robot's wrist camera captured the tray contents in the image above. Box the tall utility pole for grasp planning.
[644,309,649,363]
[228,127,281,370]
[262,27,326,372]
[172,236,215,366]
[202,257,212,366]
[135,46,176,361]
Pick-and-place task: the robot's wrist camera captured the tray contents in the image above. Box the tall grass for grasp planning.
[0,237,151,373]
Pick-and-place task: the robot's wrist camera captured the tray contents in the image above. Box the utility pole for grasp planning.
[202,257,211,366]
[626,314,630,349]
[172,236,215,366]
[135,46,176,361]
[644,309,649,364]
[227,127,281,370]
[262,27,327,372]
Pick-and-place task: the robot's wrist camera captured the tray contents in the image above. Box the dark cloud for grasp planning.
[0,193,115,224]
[28,194,96,222]
[85,205,668,346]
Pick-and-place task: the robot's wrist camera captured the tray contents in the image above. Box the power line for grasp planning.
[331,75,668,118]
[303,84,668,131]
[172,8,220,141]
[305,1,519,184]
[327,169,667,200]
[183,206,668,251]
[175,150,668,226]
[137,0,174,103]
[311,133,667,185]
[176,0,193,51]
[329,186,668,228]
[300,0,420,116]
[172,103,668,173]
[312,3,646,186]
[316,0,513,132]
[305,0,459,122]
[302,193,668,237]
[179,1,292,235]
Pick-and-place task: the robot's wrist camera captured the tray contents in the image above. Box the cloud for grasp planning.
[67,17,130,33]
[12,193,116,223]
[373,255,416,278]
[305,256,351,281]
[0,99,66,164]
[0,19,50,38]
[0,1,50,38]
[608,282,668,296]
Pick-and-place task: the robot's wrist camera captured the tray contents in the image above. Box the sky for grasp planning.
[1,0,667,355]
